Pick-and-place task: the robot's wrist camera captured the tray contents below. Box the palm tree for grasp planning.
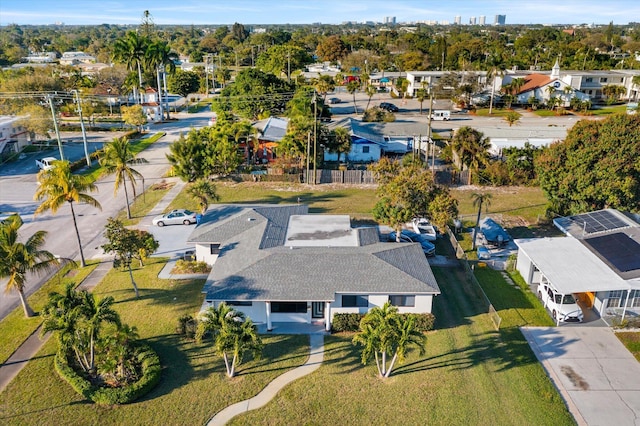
[112,31,149,104]
[0,214,59,317]
[196,303,262,378]
[42,283,120,373]
[450,127,490,185]
[487,66,504,115]
[352,301,426,378]
[99,137,146,219]
[346,80,359,114]
[314,75,334,102]
[216,316,263,378]
[331,127,352,164]
[471,192,493,249]
[364,84,377,112]
[509,78,525,106]
[34,160,102,267]
[187,179,219,214]
[146,40,178,119]
[503,111,521,127]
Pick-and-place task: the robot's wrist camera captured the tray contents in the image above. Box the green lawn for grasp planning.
[0,258,309,425]
[168,182,379,220]
[0,262,97,364]
[114,180,175,226]
[589,105,628,116]
[229,265,574,426]
[473,108,519,117]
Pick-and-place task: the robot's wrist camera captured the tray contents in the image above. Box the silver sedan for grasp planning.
[152,209,197,227]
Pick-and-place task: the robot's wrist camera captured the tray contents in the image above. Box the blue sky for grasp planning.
[1,0,639,26]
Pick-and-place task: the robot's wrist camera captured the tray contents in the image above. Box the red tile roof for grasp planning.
[517,74,552,94]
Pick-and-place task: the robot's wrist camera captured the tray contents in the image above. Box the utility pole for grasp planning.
[205,54,209,95]
[306,131,311,184]
[312,90,317,185]
[46,94,64,161]
[72,90,91,166]
[426,88,434,168]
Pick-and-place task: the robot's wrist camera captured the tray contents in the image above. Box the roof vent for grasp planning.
[248,217,255,221]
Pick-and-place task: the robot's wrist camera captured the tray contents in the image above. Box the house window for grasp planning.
[585,77,593,83]
[342,295,368,307]
[627,290,640,308]
[389,295,415,307]
[271,302,307,313]
[600,77,608,83]
[362,146,370,154]
[210,243,221,255]
[608,290,623,308]
[226,301,252,306]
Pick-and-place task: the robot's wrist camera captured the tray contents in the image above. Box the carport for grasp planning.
[514,237,631,324]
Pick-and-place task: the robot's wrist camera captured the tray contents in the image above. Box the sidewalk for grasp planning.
[0,178,186,393]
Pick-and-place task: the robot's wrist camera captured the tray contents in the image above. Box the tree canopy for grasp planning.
[536,114,640,216]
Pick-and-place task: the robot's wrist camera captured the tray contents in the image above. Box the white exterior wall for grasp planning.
[516,249,535,284]
[207,300,268,324]
[271,312,309,323]
[325,143,381,162]
[195,243,219,265]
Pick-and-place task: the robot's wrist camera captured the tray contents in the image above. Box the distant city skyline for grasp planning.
[1,0,639,26]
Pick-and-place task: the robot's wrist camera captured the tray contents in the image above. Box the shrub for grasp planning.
[171,260,211,274]
[176,314,198,339]
[55,343,161,405]
[401,313,436,332]
[332,313,364,332]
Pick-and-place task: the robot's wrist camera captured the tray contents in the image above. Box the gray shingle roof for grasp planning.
[193,204,440,303]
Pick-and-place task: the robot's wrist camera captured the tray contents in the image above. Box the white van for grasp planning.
[430,110,451,121]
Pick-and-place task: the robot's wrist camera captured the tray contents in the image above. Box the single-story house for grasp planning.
[515,209,640,321]
[252,117,288,163]
[0,115,30,158]
[187,204,441,331]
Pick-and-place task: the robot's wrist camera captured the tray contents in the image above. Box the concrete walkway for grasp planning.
[521,326,640,426]
[206,334,324,426]
[0,260,113,392]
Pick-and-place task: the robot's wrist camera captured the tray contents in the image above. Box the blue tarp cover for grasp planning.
[480,217,511,244]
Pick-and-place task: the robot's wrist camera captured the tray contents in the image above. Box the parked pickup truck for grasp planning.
[36,157,57,170]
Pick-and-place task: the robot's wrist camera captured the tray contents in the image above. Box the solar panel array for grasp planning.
[556,210,629,235]
[584,232,640,273]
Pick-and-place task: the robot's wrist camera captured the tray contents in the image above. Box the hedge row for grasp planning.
[54,343,161,405]
[332,312,436,333]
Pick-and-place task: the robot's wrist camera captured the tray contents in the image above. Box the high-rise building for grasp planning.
[454,15,461,25]
[384,16,396,25]
[469,16,476,25]
[494,14,506,25]
[479,15,486,25]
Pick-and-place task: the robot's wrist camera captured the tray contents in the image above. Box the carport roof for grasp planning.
[515,237,629,294]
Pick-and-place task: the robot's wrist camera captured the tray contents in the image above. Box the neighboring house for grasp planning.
[140,88,162,122]
[405,71,487,97]
[187,204,441,331]
[60,51,96,65]
[22,52,57,63]
[252,117,288,163]
[0,115,30,158]
[504,60,590,106]
[515,209,640,321]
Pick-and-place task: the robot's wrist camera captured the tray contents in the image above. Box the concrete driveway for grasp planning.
[521,327,640,426]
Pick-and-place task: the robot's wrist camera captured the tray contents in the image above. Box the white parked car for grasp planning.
[36,157,57,170]
[537,282,583,322]
[411,218,438,241]
[152,209,197,227]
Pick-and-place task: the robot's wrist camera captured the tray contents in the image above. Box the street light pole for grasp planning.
[46,95,64,161]
[107,88,113,115]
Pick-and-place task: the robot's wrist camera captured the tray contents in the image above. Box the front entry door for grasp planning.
[312,302,325,319]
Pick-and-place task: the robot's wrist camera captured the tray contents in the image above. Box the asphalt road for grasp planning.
[0,111,210,320]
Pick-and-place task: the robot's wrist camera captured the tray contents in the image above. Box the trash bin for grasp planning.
[196,214,202,224]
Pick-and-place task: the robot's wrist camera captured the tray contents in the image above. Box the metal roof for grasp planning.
[515,237,630,294]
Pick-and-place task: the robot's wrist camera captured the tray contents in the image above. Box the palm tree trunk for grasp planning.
[90,332,95,372]
[385,352,399,378]
[128,263,139,298]
[223,352,232,377]
[374,352,382,377]
[381,351,387,376]
[18,288,34,317]
[69,202,86,267]
[123,174,132,219]
[230,353,237,377]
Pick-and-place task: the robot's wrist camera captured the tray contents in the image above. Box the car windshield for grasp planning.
[554,293,576,304]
